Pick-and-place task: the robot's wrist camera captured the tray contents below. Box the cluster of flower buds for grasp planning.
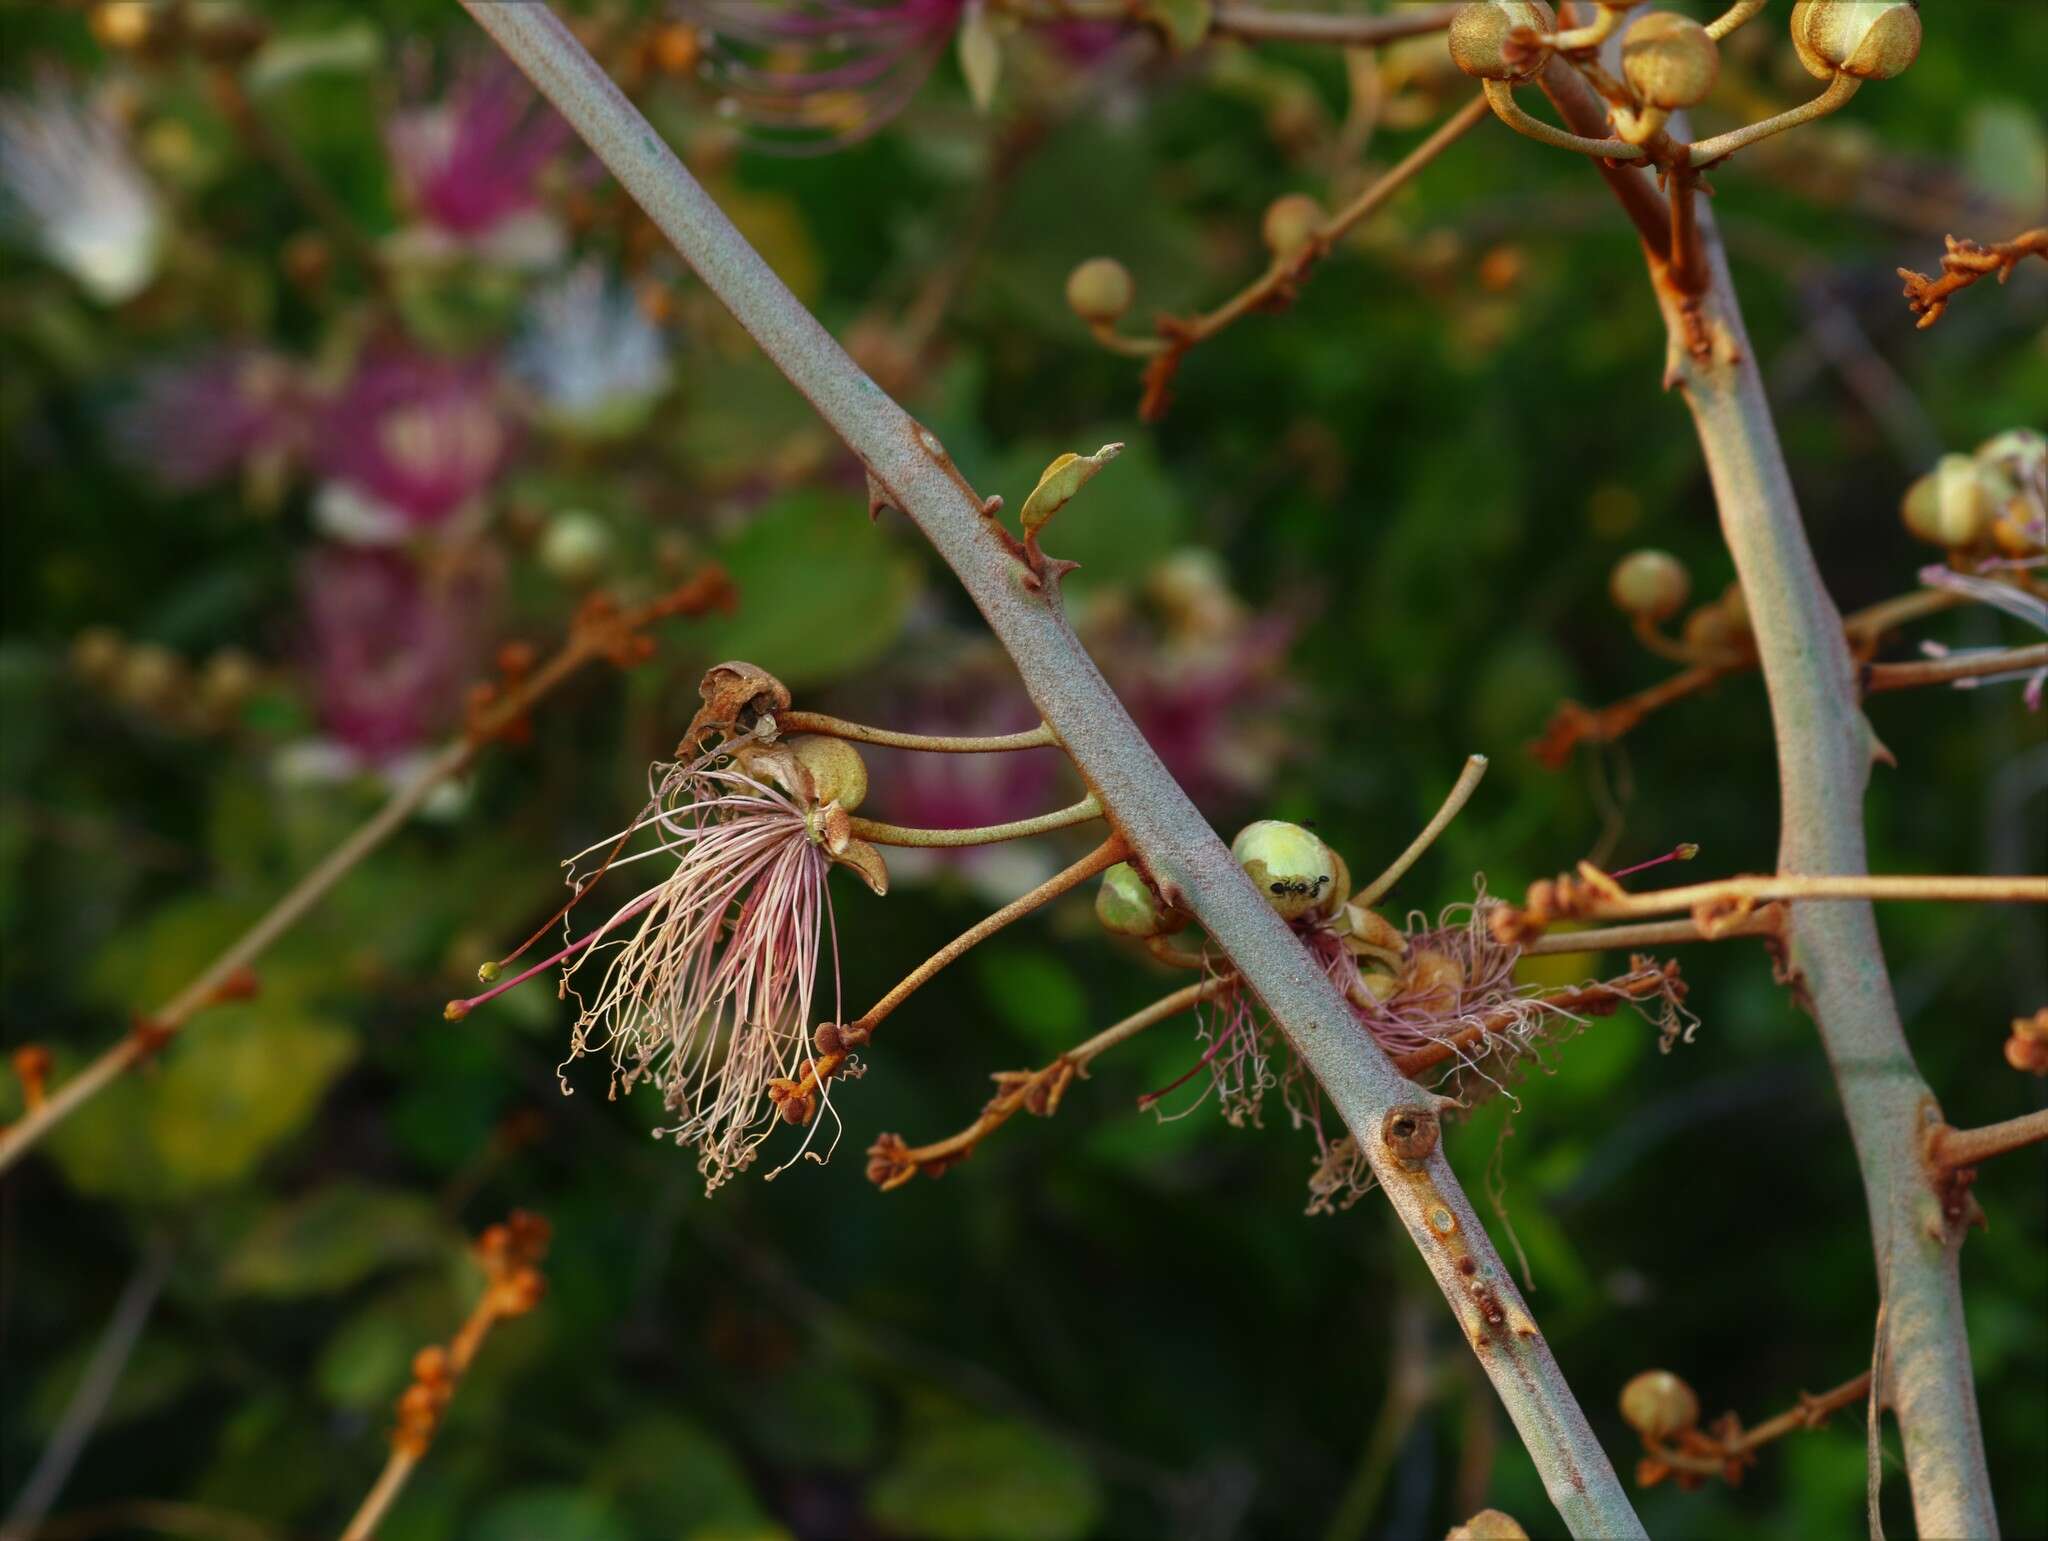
[1607,550,1754,664]
[2006,1008,2048,1076]
[1451,0,1920,166]
[474,1209,551,1316]
[392,1344,458,1458]
[1901,429,2047,558]
[1619,1367,1725,1488]
[6,1045,53,1122]
[69,626,265,737]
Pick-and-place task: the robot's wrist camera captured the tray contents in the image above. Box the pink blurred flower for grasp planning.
[386,58,570,265]
[686,0,966,149]
[300,547,493,761]
[313,347,511,538]
[115,350,302,491]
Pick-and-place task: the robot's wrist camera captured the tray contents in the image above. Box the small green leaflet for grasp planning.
[1019,442,1123,538]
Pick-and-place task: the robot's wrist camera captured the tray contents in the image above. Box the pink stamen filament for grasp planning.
[1138,1006,1251,1109]
[1610,843,1700,880]
[456,885,665,1015]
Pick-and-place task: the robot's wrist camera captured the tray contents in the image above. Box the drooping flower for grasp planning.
[1917,563,2048,710]
[312,347,511,541]
[300,545,496,763]
[450,672,889,1193]
[0,77,163,303]
[685,0,967,150]
[114,349,303,491]
[386,57,571,267]
[509,262,672,440]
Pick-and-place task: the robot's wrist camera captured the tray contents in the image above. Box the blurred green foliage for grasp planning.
[2,3,2044,1539]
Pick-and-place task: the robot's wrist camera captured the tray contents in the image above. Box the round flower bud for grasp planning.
[1448,1512,1531,1541]
[116,642,185,712]
[1095,861,1188,938]
[1261,194,1325,259]
[1789,0,1920,81]
[1448,0,1559,83]
[1682,600,1744,657]
[1231,819,1338,921]
[1900,454,1994,549]
[1318,846,1352,921]
[539,509,614,585]
[199,647,259,721]
[1064,257,1135,326]
[1621,12,1720,110]
[70,625,126,686]
[1619,1369,1700,1441]
[1609,549,1692,622]
[787,735,869,812]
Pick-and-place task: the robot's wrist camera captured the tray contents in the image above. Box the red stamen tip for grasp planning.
[1610,843,1701,880]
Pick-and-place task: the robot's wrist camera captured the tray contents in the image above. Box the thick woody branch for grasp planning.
[463,8,1644,1533]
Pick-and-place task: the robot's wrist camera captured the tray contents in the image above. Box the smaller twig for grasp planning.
[1928,1108,2048,1172]
[1898,228,2048,330]
[1112,93,1490,419]
[339,1213,550,1541]
[1516,907,1784,955]
[1688,71,1862,168]
[0,572,734,1176]
[775,711,1059,754]
[1638,1371,1873,1485]
[849,794,1101,847]
[866,976,1229,1188]
[1482,78,1644,162]
[1495,870,2047,942]
[1353,754,1489,907]
[1864,643,2048,694]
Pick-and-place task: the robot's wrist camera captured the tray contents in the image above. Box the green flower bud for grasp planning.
[1619,1369,1700,1441]
[539,509,614,585]
[1231,819,1338,921]
[1901,453,1995,549]
[1064,257,1135,325]
[1789,0,1920,82]
[1621,12,1720,110]
[1448,0,1558,83]
[1095,862,1187,938]
[787,735,869,812]
[1608,549,1691,622]
[1261,193,1325,259]
[1447,1511,1531,1541]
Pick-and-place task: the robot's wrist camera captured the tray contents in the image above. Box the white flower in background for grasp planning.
[0,78,163,304]
[510,262,671,440]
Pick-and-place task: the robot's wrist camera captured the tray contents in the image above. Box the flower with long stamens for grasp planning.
[115,349,304,492]
[684,0,966,151]
[509,261,672,440]
[386,56,572,267]
[0,76,163,304]
[452,709,886,1193]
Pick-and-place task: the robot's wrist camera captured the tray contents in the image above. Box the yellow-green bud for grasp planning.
[1319,846,1352,921]
[1789,0,1920,81]
[787,735,869,812]
[1447,1511,1531,1541]
[1619,1369,1700,1440]
[1095,861,1187,938]
[539,509,614,584]
[1231,819,1338,921]
[70,625,126,686]
[116,642,185,711]
[1064,257,1135,325]
[1261,194,1325,259]
[1608,549,1691,622]
[1900,453,1994,549]
[1621,12,1720,110]
[1448,0,1558,83]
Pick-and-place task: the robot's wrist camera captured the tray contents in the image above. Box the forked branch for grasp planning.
[463,7,1643,1533]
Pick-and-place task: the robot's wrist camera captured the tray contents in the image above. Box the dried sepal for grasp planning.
[683,660,791,749]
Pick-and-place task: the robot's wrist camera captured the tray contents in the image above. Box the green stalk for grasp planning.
[462,6,1644,1534]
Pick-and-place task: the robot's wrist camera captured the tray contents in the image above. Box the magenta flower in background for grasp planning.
[313,347,511,540]
[685,0,966,149]
[115,350,303,491]
[386,57,571,266]
[300,547,493,763]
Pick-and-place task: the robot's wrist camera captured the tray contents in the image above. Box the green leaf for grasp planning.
[47,1005,356,1200]
[473,1487,634,1541]
[1963,99,2048,217]
[1018,443,1122,538]
[597,1415,774,1535]
[973,947,1089,1051]
[992,433,1182,593]
[868,1419,1102,1541]
[1142,0,1213,53]
[221,1183,458,1298]
[698,491,920,688]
